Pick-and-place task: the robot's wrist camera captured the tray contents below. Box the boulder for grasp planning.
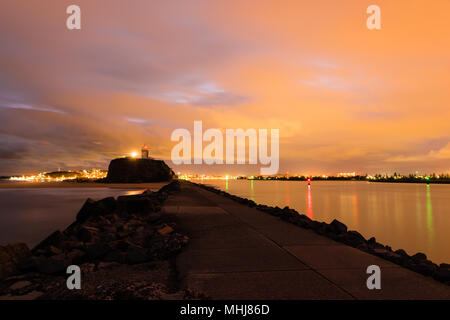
[157,225,174,235]
[76,197,116,223]
[337,230,366,247]
[32,230,65,254]
[126,245,150,264]
[411,252,427,262]
[373,249,403,264]
[66,249,86,265]
[103,250,125,263]
[117,194,157,214]
[329,219,347,234]
[33,256,66,274]
[105,157,174,183]
[433,266,450,282]
[77,226,99,243]
[0,243,31,279]
[85,243,112,260]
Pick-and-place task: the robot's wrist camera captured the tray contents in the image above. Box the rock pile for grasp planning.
[0,244,31,280]
[194,182,450,286]
[16,181,187,276]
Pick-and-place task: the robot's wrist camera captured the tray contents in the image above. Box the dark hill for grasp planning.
[105,158,174,183]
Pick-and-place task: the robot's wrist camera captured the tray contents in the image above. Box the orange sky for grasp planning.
[0,1,449,175]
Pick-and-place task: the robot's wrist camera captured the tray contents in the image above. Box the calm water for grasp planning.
[0,188,146,247]
[199,179,450,264]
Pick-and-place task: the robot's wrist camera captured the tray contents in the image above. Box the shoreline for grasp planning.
[0,181,169,189]
[190,181,450,286]
[191,178,450,184]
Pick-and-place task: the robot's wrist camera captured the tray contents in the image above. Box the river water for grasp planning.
[199,179,450,264]
[0,187,145,247]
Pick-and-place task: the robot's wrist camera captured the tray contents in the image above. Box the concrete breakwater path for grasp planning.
[164,182,450,299]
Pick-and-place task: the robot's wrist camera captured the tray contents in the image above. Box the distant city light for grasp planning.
[9,169,107,182]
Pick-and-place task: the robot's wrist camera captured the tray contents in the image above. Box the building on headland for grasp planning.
[141,144,149,159]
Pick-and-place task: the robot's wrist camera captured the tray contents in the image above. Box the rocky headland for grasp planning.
[104,157,174,183]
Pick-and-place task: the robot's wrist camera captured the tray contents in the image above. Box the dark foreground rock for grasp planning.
[0,243,31,280]
[0,180,202,299]
[105,157,174,183]
[193,181,450,286]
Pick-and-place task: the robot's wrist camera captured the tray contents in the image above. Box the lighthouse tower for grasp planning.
[141,145,149,159]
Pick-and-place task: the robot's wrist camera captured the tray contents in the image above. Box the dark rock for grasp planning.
[337,230,366,247]
[109,239,133,251]
[103,250,126,264]
[34,256,66,274]
[374,249,402,264]
[356,243,369,251]
[99,232,117,243]
[66,249,86,265]
[76,198,97,223]
[77,226,99,242]
[158,180,181,194]
[394,249,408,257]
[76,197,116,223]
[117,194,157,214]
[60,240,84,251]
[148,212,162,223]
[411,252,427,262]
[433,267,450,282]
[105,157,174,183]
[32,231,65,254]
[0,243,31,279]
[96,197,116,215]
[85,243,111,260]
[329,219,347,234]
[126,245,150,264]
[415,260,438,276]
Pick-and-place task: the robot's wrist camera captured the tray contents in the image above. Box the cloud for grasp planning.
[387,142,450,163]
[1,1,450,175]
[0,102,66,114]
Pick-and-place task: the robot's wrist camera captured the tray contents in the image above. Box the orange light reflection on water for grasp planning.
[307,184,313,219]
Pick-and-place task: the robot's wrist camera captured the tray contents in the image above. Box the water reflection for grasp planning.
[203,180,450,264]
[306,184,313,219]
[353,194,359,228]
[285,181,290,207]
[123,189,146,196]
[416,187,422,230]
[426,184,434,244]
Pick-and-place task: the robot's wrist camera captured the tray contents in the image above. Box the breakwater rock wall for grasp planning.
[193,182,450,286]
[0,181,185,281]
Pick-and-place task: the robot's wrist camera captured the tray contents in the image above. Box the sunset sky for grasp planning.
[1,0,450,175]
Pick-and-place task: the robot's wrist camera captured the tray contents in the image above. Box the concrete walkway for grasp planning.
[163,182,450,300]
